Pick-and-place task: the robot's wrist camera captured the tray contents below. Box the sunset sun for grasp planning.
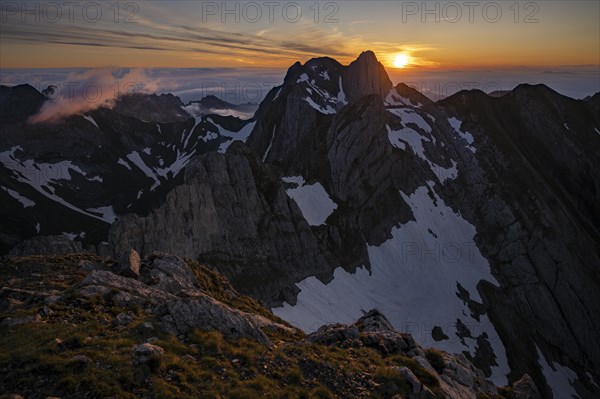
[393,53,410,68]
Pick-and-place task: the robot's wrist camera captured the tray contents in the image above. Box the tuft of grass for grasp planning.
[286,366,304,385]
[374,366,411,397]
[425,348,446,372]
[310,386,335,399]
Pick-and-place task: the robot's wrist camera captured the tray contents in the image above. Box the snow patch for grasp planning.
[2,186,35,208]
[126,151,161,189]
[536,346,579,399]
[86,206,117,224]
[337,76,348,105]
[304,97,336,114]
[273,183,508,384]
[117,158,131,170]
[282,176,305,185]
[88,175,103,183]
[212,120,257,153]
[82,114,99,129]
[263,125,277,162]
[35,222,40,233]
[449,117,476,153]
[385,88,421,107]
[386,125,427,160]
[283,176,337,226]
[0,146,112,223]
[297,73,309,83]
[388,108,432,133]
[430,160,458,183]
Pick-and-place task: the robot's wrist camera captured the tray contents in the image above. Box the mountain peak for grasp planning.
[343,51,392,102]
[356,50,378,62]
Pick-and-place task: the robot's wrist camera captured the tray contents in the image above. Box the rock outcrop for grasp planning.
[109,143,331,306]
[8,234,83,256]
[78,252,288,345]
[308,309,530,399]
[342,50,393,103]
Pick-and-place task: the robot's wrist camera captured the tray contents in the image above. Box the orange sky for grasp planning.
[1,1,599,69]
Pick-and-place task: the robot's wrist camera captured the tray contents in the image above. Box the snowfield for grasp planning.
[274,181,510,384]
[283,176,338,226]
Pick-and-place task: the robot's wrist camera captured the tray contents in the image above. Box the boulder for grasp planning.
[1,314,41,327]
[78,260,108,273]
[78,254,284,346]
[79,270,175,306]
[307,324,360,346]
[159,294,272,346]
[360,331,410,355]
[112,311,137,327]
[512,374,541,399]
[355,309,395,332]
[118,249,140,278]
[132,343,164,366]
[145,254,200,294]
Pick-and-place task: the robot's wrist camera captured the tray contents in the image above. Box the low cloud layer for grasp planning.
[28,68,162,123]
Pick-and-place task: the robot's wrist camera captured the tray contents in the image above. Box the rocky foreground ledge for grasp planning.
[1,252,539,399]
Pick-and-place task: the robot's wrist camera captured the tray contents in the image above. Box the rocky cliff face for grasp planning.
[342,50,393,102]
[0,86,254,253]
[243,54,600,397]
[109,142,331,305]
[438,87,600,396]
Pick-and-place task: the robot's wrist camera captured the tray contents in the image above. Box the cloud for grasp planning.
[28,68,162,124]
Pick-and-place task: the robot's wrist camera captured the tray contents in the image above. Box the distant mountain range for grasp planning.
[1,51,599,398]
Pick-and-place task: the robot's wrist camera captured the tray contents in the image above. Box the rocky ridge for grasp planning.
[0,252,539,398]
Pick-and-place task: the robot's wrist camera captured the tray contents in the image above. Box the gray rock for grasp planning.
[112,311,137,327]
[78,285,112,299]
[443,359,475,388]
[78,260,108,273]
[9,234,83,256]
[512,374,541,399]
[118,249,140,278]
[397,366,422,393]
[1,314,41,326]
[158,294,272,346]
[355,309,395,332]
[413,356,436,374]
[39,305,53,317]
[307,324,360,346]
[80,270,175,306]
[79,256,284,345]
[44,295,62,305]
[146,254,200,294]
[112,291,147,308]
[138,322,154,335]
[359,331,409,355]
[132,343,164,366]
[407,348,426,358]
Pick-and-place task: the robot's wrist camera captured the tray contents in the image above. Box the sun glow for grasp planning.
[393,53,411,68]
